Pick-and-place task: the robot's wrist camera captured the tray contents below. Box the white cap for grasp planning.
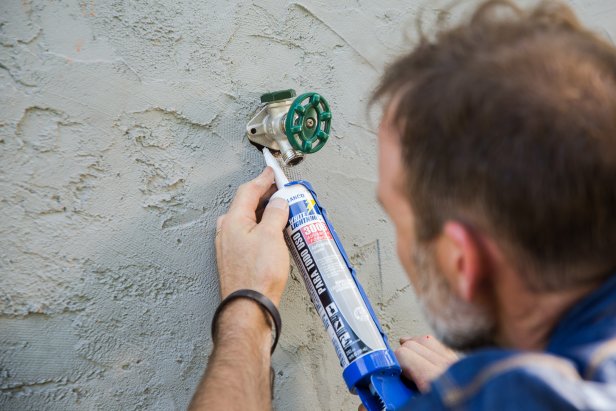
[263,147,289,189]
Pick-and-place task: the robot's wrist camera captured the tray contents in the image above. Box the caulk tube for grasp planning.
[264,148,415,411]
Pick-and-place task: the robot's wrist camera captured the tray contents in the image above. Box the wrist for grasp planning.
[214,299,273,353]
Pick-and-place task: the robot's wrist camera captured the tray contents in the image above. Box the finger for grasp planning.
[399,335,414,345]
[395,346,437,393]
[228,167,275,220]
[400,334,439,348]
[255,184,278,223]
[400,335,458,362]
[258,197,289,234]
[400,335,450,355]
[400,340,446,367]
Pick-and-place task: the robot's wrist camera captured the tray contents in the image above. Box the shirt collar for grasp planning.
[547,273,616,352]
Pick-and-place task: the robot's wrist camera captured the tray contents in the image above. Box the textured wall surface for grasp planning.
[1,1,614,410]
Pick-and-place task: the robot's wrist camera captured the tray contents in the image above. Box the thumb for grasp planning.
[260,197,289,232]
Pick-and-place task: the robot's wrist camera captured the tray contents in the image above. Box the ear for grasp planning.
[434,221,485,302]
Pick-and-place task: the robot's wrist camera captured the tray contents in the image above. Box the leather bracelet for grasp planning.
[211,289,281,355]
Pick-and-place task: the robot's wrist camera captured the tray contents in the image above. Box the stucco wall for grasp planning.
[1,1,614,410]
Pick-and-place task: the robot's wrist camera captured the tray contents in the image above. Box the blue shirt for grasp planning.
[409,274,616,410]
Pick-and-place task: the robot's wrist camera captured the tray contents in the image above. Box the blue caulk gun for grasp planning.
[247,89,415,410]
[263,147,416,410]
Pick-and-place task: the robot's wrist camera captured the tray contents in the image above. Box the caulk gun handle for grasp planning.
[357,372,417,411]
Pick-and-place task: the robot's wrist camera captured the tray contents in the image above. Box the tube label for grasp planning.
[282,185,386,368]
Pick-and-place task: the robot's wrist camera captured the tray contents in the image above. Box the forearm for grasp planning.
[189,300,273,411]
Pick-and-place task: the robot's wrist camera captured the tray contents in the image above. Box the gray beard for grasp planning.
[412,244,496,351]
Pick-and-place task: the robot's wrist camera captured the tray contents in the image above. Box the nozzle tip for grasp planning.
[262,148,289,188]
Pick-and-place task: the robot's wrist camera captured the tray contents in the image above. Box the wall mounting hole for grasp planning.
[250,128,257,134]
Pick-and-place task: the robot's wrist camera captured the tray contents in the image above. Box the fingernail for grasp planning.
[269,197,288,209]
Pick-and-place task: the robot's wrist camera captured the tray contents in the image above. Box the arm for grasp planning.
[189,300,273,410]
[189,167,290,411]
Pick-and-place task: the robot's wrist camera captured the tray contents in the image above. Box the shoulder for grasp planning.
[411,349,616,411]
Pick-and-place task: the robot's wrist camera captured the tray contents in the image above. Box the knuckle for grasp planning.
[251,174,268,188]
[237,182,254,195]
[394,346,407,358]
[261,223,282,237]
[401,340,418,350]
[254,174,268,186]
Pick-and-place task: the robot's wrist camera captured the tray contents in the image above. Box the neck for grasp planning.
[495,277,597,351]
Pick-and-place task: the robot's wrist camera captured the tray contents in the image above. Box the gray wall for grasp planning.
[1,1,614,410]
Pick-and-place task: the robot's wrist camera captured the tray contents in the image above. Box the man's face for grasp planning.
[377,105,495,351]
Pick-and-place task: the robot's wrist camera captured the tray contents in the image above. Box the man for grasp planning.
[190,0,616,409]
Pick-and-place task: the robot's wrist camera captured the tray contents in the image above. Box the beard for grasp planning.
[412,243,496,351]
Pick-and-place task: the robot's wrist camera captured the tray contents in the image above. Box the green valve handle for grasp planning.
[285,92,332,154]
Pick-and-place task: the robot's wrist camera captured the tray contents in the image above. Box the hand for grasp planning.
[215,167,290,307]
[395,335,459,392]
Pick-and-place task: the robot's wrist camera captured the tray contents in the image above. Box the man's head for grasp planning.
[378,102,497,350]
[375,0,616,350]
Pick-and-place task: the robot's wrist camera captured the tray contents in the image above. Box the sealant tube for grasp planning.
[264,149,415,411]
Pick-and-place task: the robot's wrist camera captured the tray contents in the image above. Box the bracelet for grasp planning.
[211,289,281,355]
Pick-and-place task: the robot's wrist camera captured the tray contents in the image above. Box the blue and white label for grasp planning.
[278,184,387,368]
